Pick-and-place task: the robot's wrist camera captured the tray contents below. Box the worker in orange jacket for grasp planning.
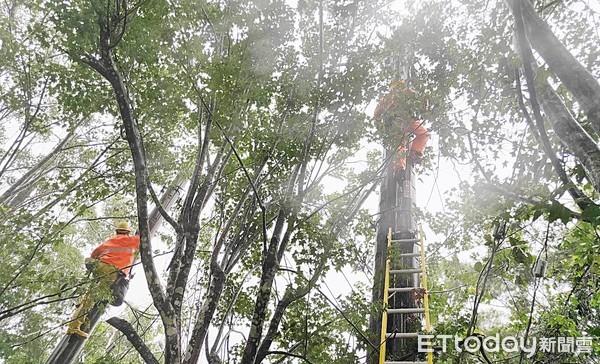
[374,80,430,176]
[67,221,140,338]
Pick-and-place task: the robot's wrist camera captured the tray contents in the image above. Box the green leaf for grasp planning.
[511,247,527,264]
[581,204,600,226]
[532,208,543,222]
[547,200,573,224]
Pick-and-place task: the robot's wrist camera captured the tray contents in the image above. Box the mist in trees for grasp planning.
[0,0,598,363]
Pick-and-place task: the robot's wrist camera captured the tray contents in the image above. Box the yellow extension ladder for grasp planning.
[378,227,433,364]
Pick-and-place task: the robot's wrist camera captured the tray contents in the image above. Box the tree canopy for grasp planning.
[0,0,598,363]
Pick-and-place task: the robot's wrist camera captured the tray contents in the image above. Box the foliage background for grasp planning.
[0,0,598,363]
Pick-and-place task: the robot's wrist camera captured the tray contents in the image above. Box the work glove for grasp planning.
[408,150,423,164]
[84,257,97,272]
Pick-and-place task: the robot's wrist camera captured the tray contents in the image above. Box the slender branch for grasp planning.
[30,136,120,221]
[0,140,119,299]
[198,96,269,260]
[0,119,29,180]
[466,233,504,341]
[0,294,79,321]
[563,264,591,309]
[519,223,549,364]
[315,287,378,352]
[0,122,80,206]
[514,69,541,143]
[298,0,323,196]
[265,351,315,364]
[146,176,182,235]
[181,96,211,216]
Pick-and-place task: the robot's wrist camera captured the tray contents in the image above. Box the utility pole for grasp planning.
[369,148,397,358]
[369,50,434,362]
[369,152,422,363]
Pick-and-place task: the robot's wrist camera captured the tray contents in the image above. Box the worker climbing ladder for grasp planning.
[378,227,433,364]
[369,63,434,363]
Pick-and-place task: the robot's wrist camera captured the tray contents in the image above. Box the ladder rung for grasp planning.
[390,268,421,274]
[391,238,419,243]
[387,308,425,314]
[385,332,419,338]
[400,252,421,257]
[388,287,418,293]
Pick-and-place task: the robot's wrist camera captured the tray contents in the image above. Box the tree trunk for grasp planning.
[536,78,600,195]
[512,0,593,210]
[507,0,600,135]
[183,263,226,364]
[0,126,76,208]
[240,210,291,363]
[80,24,182,361]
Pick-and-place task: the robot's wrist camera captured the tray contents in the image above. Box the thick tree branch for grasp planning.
[256,182,381,363]
[168,142,226,295]
[240,209,295,363]
[536,78,600,195]
[512,0,593,210]
[209,265,260,359]
[254,270,321,364]
[505,0,600,135]
[0,122,79,207]
[178,183,255,356]
[106,317,160,364]
[183,261,226,364]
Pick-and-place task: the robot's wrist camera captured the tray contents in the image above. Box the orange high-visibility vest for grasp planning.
[374,81,430,171]
[393,119,430,171]
[91,235,140,275]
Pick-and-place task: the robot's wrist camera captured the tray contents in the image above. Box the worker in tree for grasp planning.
[67,221,140,338]
[374,80,430,178]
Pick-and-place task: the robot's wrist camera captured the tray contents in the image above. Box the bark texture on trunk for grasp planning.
[240,210,293,363]
[537,80,600,195]
[183,263,226,364]
[508,0,600,135]
[79,22,182,362]
[512,0,593,210]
